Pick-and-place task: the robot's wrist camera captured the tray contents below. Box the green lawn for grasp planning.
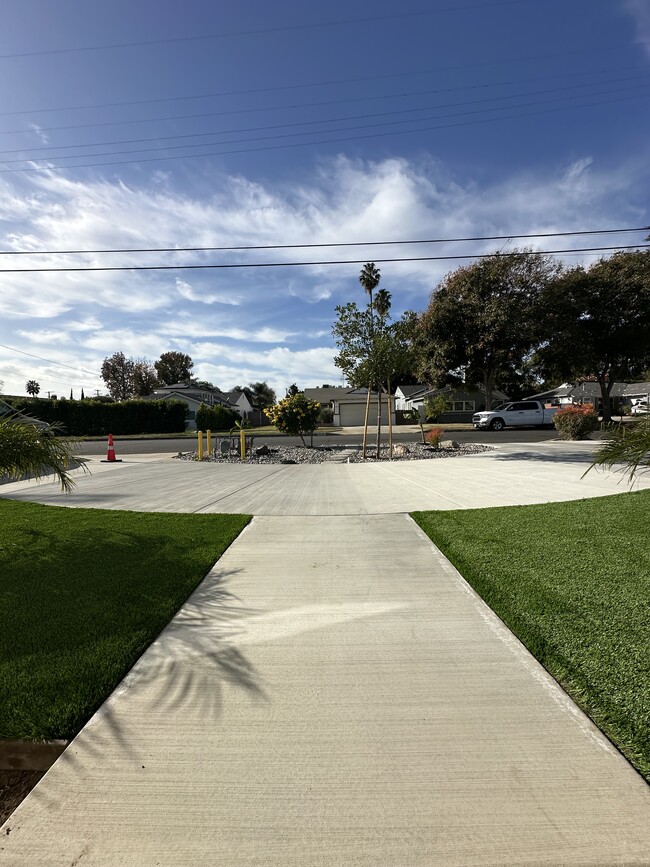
[412,490,650,782]
[0,500,250,741]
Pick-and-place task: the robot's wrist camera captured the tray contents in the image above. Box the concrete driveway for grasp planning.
[2,441,650,865]
[2,440,647,514]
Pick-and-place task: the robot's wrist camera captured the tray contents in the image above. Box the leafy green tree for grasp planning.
[333,267,412,457]
[538,251,650,423]
[101,352,136,400]
[286,383,301,396]
[132,359,158,396]
[415,251,559,410]
[25,380,40,397]
[154,351,194,386]
[424,394,451,421]
[246,381,277,408]
[0,415,83,492]
[265,394,320,446]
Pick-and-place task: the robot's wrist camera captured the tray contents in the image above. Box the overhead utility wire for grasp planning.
[0,0,537,60]
[2,86,646,173]
[0,342,99,377]
[0,59,631,137]
[0,245,647,273]
[4,72,646,159]
[1,227,646,257]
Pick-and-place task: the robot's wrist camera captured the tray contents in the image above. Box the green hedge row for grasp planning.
[9,398,187,436]
[196,402,239,431]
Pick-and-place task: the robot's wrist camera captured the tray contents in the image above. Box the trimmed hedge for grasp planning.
[196,402,238,431]
[8,398,187,436]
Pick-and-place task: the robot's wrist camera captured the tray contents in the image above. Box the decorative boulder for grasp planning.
[392,444,409,457]
[256,444,271,456]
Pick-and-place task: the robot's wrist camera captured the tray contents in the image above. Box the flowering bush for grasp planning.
[264,394,321,445]
[425,427,444,447]
[553,404,599,440]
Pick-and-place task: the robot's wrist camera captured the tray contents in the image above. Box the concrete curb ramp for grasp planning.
[1,446,650,864]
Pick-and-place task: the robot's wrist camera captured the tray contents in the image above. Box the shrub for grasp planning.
[265,394,320,445]
[424,394,451,422]
[553,404,599,440]
[319,405,334,424]
[196,402,238,432]
[425,426,444,447]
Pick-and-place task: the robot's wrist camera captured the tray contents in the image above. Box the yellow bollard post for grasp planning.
[206,429,212,457]
[197,429,203,460]
[240,427,246,460]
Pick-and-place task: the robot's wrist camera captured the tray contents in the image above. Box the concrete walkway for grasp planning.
[1,445,650,864]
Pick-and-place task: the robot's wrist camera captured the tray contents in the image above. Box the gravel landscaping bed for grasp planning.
[174,441,494,464]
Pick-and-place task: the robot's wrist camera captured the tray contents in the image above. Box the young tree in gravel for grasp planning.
[358,263,381,454]
[538,250,650,423]
[154,351,193,386]
[415,251,559,410]
[333,283,412,459]
[101,352,136,401]
[265,394,320,446]
[132,358,158,396]
[25,380,40,397]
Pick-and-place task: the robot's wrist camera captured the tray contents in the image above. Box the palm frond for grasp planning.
[0,416,87,492]
[585,418,650,484]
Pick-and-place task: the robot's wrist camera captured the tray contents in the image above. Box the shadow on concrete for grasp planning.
[493,449,595,464]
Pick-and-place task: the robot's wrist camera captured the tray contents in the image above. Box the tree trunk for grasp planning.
[599,375,614,424]
[387,378,393,459]
[376,387,382,459]
[483,369,495,411]
[362,385,372,459]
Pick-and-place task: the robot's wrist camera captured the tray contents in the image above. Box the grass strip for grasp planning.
[412,490,650,782]
[0,500,250,741]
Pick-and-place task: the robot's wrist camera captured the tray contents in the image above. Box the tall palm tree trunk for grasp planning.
[387,377,393,459]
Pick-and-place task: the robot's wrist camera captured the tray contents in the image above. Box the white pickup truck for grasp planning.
[473,400,559,431]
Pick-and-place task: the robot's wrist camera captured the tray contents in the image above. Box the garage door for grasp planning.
[339,402,390,426]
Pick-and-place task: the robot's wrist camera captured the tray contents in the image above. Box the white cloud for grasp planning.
[0,152,647,396]
[623,0,650,57]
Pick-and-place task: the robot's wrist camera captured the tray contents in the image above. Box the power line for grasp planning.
[0,342,99,376]
[1,227,647,257]
[0,245,647,273]
[4,72,647,160]
[2,86,646,174]
[0,0,538,61]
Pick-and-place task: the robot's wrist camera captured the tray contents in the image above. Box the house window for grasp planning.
[452,401,475,412]
[187,411,196,421]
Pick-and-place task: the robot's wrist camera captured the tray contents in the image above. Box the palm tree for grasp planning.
[0,415,84,492]
[358,264,381,457]
[25,380,40,397]
[586,417,650,484]
[374,289,393,458]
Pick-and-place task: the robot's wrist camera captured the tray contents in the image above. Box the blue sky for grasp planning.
[0,0,649,398]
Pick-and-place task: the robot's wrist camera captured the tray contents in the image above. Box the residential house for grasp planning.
[304,386,396,426]
[524,380,649,414]
[396,383,510,423]
[147,383,239,430]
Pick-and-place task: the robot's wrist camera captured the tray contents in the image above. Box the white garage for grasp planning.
[333,389,395,427]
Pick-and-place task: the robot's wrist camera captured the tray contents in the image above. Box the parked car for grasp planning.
[473,400,559,431]
[630,401,648,416]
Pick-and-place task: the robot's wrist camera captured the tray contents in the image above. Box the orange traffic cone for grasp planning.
[101,433,122,463]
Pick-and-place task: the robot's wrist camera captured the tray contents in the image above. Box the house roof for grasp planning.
[395,384,428,398]
[149,388,235,408]
[304,387,354,403]
[414,384,509,401]
[526,381,646,400]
